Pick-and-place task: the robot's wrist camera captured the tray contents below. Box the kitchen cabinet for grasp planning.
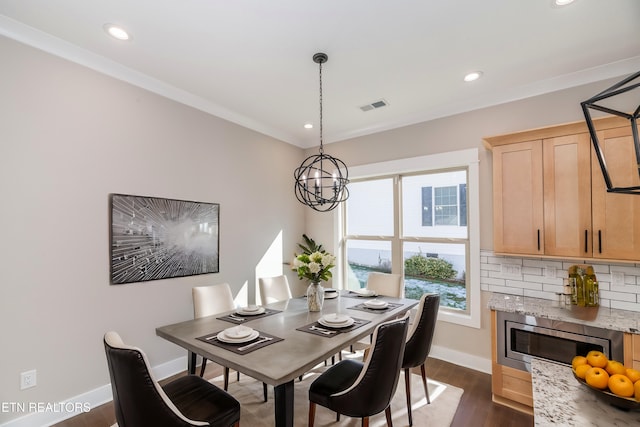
[491,141,543,255]
[591,126,640,260]
[485,116,640,262]
[626,332,640,370]
[489,132,591,257]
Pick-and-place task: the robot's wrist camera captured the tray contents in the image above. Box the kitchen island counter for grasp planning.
[532,358,640,426]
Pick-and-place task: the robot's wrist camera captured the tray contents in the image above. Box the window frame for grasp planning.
[337,149,480,328]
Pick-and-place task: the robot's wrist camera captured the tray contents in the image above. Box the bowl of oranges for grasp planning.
[572,350,640,410]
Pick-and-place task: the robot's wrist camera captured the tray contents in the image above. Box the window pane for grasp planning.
[402,171,467,238]
[403,241,467,311]
[345,239,392,289]
[346,179,394,236]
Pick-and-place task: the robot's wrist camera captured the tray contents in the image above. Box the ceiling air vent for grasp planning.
[359,99,389,112]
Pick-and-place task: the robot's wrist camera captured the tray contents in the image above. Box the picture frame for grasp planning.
[110,193,220,284]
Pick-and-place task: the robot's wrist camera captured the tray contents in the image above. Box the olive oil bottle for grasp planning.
[584,266,599,307]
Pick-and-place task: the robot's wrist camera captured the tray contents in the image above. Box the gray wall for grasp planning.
[0,36,305,424]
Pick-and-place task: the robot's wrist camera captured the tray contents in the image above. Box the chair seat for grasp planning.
[309,360,362,414]
[163,375,240,427]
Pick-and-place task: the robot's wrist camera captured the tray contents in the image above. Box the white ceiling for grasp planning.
[1,0,639,148]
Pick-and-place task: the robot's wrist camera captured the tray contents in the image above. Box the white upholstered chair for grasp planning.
[192,283,235,380]
[258,275,293,304]
[346,272,403,357]
[366,272,403,298]
[192,283,269,402]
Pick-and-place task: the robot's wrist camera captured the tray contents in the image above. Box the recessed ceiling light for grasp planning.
[104,24,131,41]
[304,123,313,129]
[464,71,483,82]
[554,0,575,6]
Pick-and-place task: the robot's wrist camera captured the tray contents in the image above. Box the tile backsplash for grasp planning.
[480,250,640,313]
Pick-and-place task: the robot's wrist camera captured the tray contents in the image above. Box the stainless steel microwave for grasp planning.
[496,311,624,372]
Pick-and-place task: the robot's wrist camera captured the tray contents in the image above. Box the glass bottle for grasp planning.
[584,266,599,307]
[568,266,579,305]
[575,267,586,307]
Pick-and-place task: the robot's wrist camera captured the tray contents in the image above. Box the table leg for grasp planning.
[274,380,294,427]
[188,351,197,375]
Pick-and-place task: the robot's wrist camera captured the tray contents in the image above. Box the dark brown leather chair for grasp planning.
[104,331,240,427]
[308,313,410,427]
[402,293,440,426]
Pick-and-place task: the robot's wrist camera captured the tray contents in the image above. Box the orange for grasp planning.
[625,368,640,384]
[572,355,589,371]
[586,350,608,368]
[585,367,609,389]
[608,374,635,397]
[635,379,640,401]
[574,364,592,379]
[605,360,627,376]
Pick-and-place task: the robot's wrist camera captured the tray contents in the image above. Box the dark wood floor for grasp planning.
[53,357,533,427]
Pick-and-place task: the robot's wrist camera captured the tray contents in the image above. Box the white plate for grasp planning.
[364,300,388,309]
[217,329,260,343]
[352,288,377,297]
[324,292,338,299]
[236,306,266,316]
[318,317,355,328]
[242,305,261,312]
[322,313,350,323]
[223,326,254,339]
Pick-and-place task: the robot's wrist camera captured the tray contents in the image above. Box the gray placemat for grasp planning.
[217,308,281,324]
[296,318,370,337]
[196,330,283,354]
[347,302,403,314]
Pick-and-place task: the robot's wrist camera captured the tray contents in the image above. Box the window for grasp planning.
[340,149,480,328]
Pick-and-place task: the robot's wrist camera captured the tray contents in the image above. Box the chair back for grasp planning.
[366,272,403,298]
[103,331,206,427]
[192,283,235,319]
[331,313,410,415]
[258,275,292,304]
[403,293,440,368]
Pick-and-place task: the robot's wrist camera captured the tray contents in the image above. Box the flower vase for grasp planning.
[307,282,325,312]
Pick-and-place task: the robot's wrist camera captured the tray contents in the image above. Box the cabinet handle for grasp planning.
[584,230,588,253]
[598,230,602,254]
[537,229,540,251]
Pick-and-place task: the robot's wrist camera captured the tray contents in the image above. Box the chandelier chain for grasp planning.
[318,59,324,154]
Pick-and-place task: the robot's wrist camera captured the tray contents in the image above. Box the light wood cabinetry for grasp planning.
[491,141,543,255]
[485,116,640,262]
[591,126,640,260]
[543,134,592,257]
[626,333,640,370]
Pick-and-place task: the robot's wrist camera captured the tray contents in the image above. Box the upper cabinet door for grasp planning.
[592,126,640,260]
[492,141,544,254]
[543,134,592,257]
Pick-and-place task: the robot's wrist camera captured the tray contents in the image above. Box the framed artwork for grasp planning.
[110,194,220,284]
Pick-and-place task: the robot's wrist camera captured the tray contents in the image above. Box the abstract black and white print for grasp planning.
[110,194,219,284]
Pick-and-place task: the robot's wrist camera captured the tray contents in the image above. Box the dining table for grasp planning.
[156,291,418,427]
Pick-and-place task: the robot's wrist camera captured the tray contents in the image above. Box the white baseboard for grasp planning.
[430,344,492,374]
[0,356,188,427]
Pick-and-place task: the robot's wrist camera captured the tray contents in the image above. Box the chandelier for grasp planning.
[294,53,349,211]
[581,70,640,194]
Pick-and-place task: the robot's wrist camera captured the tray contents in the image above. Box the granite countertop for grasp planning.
[532,358,640,426]
[488,292,640,334]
